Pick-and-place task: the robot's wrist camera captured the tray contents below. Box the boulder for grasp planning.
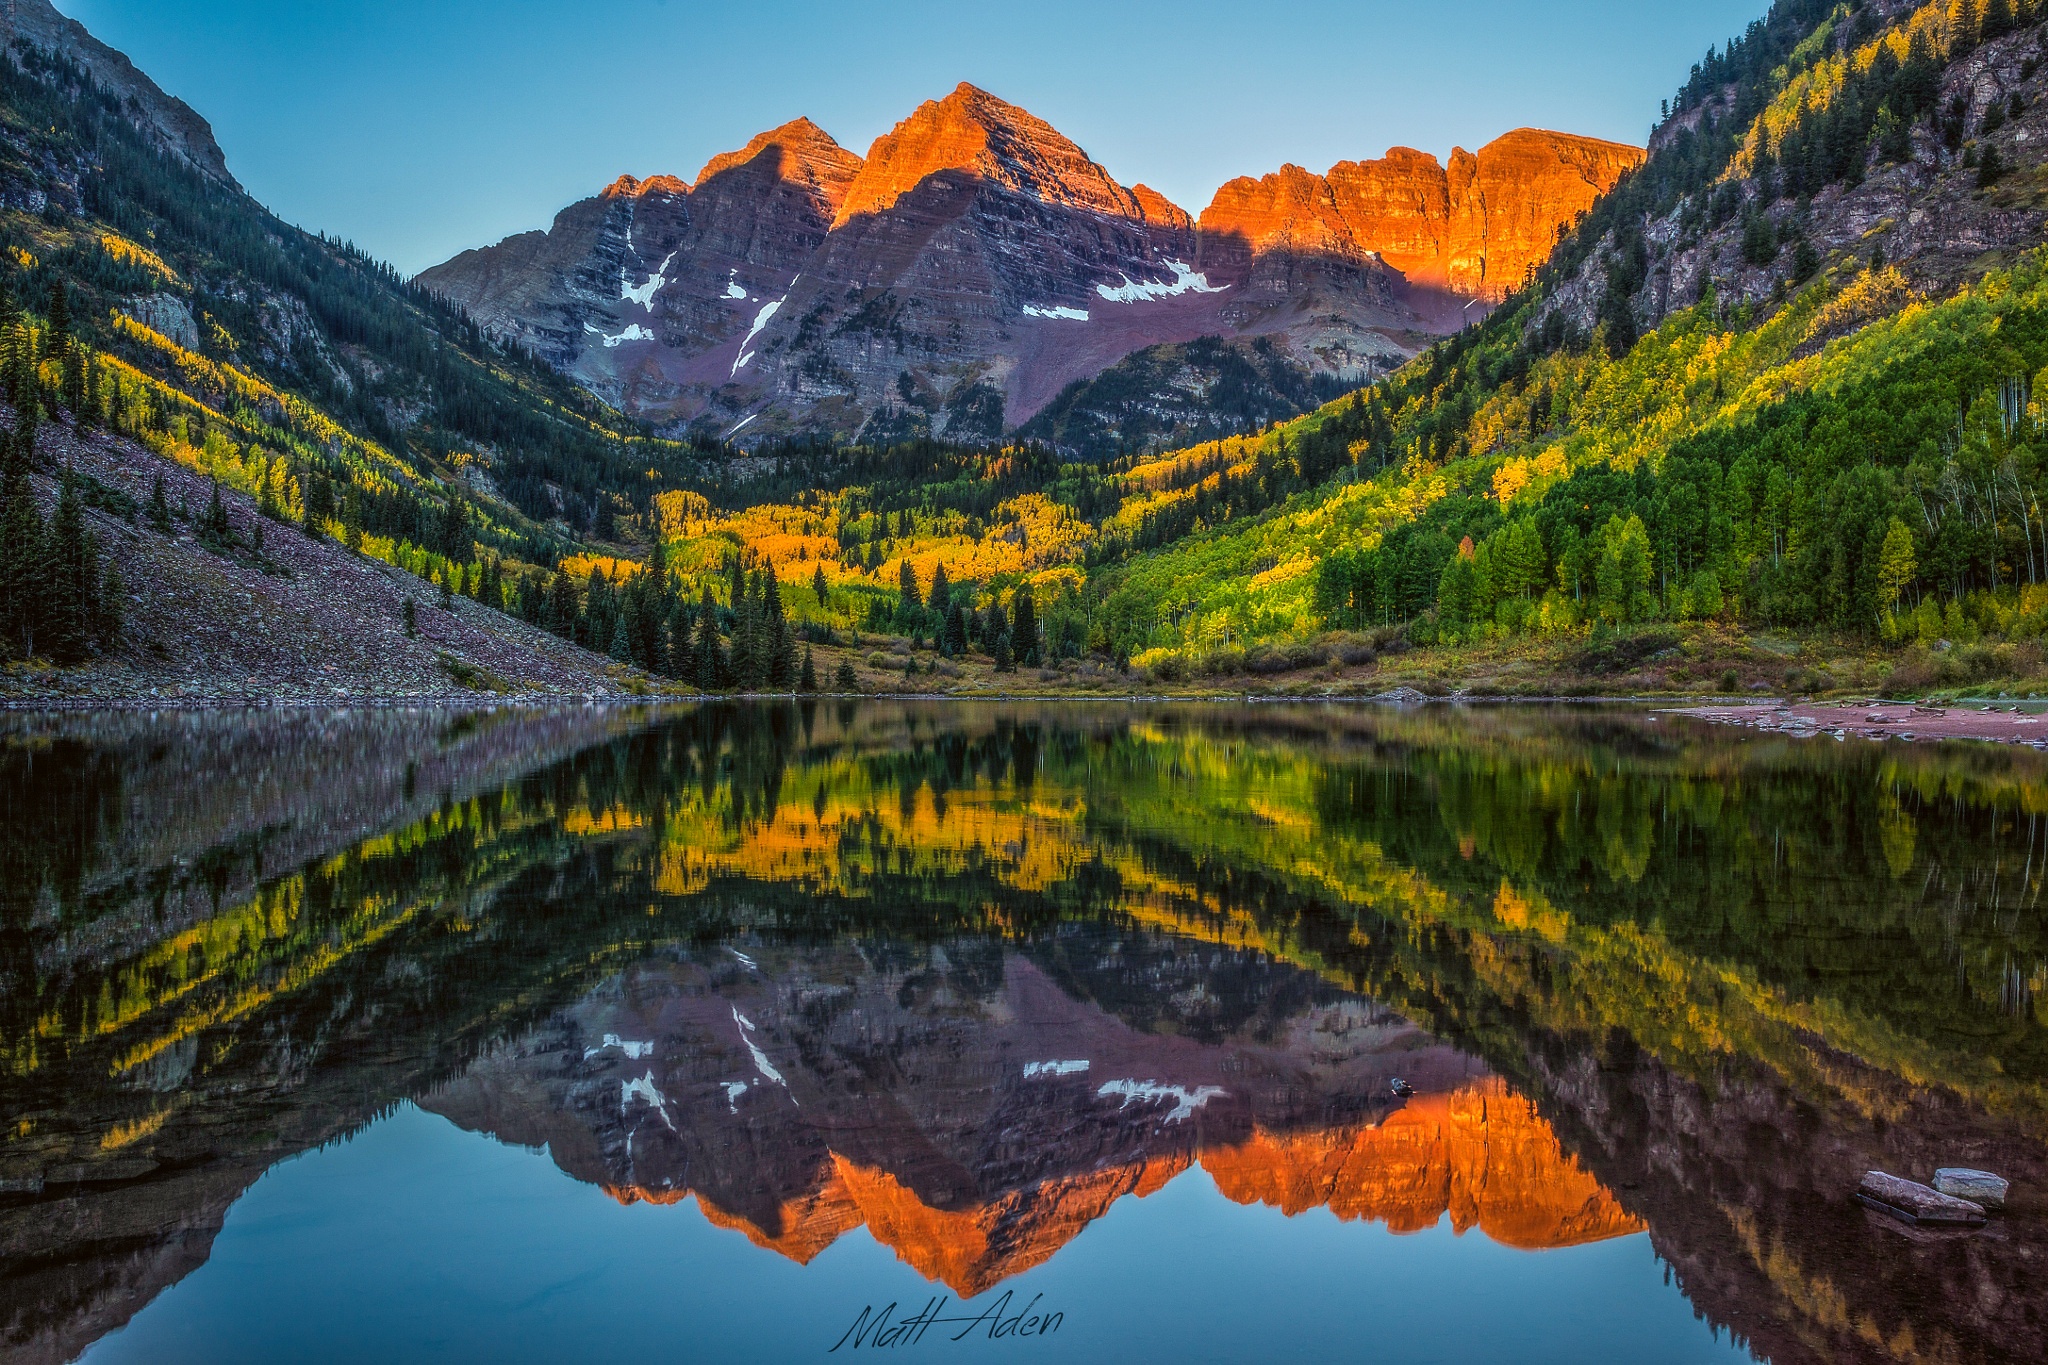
[1933,1168,2010,1209]
[1856,1170,1987,1226]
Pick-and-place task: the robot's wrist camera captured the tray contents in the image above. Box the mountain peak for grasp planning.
[694,117,863,189]
[602,173,690,201]
[4,0,237,187]
[834,82,1143,227]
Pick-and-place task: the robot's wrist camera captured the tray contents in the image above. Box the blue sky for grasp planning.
[56,0,1769,276]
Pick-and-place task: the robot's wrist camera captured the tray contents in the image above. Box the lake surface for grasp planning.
[1,701,2043,1364]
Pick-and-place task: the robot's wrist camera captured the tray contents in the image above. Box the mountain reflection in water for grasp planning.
[1,701,2045,1365]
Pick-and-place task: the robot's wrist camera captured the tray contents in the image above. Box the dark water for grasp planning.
[1,702,2043,1365]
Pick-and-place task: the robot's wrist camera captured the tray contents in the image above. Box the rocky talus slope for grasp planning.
[0,414,630,705]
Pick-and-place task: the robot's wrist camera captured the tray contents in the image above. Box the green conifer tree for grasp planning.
[0,454,43,658]
[695,585,725,690]
[44,281,69,361]
[765,565,795,688]
[835,659,858,692]
[1011,587,1039,667]
[148,473,171,532]
[43,471,95,663]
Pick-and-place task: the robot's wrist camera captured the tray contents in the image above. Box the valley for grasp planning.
[7,1,2048,709]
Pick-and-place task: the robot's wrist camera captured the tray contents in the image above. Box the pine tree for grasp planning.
[695,585,725,690]
[0,455,43,659]
[200,479,233,549]
[1956,0,1982,54]
[991,629,1013,673]
[1011,587,1039,667]
[148,473,171,532]
[928,564,950,618]
[44,281,69,361]
[60,345,85,418]
[800,644,817,693]
[608,615,632,662]
[765,565,796,687]
[546,571,579,638]
[403,599,418,636]
[898,558,921,614]
[812,562,828,604]
[43,471,95,663]
[834,660,858,692]
[664,594,691,677]
[438,570,453,609]
[944,602,968,656]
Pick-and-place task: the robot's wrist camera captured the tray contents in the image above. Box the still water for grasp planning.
[0,702,2042,1364]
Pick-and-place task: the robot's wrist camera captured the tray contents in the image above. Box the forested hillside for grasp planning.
[14,0,2048,700]
[0,14,734,695]
[620,0,2048,700]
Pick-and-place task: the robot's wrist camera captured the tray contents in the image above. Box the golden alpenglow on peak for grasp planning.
[832,81,1149,226]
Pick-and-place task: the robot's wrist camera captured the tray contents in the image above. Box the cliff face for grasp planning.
[2,0,237,187]
[834,83,1148,227]
[419,89,1634,447]
[422,940,1641,1298]
[1199,129,1645,302]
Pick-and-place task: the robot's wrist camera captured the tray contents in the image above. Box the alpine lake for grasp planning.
[2,700,2043,1365]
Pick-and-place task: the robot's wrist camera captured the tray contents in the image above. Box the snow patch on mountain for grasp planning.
[733,1006,789,1093]
[1097,1079,1225,1123]
[621,1072,677,1130]
[1023,304,1089,321]
[1096,260,1226,305]
[584,1033,654,1060]
[1023,1059,1090,1078]
[622,249,679,309]
[586,322,657,348]
[733,296,785,374]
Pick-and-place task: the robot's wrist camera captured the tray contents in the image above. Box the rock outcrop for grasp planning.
[1,0,237,187]
[418,89,1639,446]
[1199,129,1645,302]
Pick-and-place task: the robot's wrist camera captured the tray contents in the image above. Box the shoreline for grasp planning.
[8,690,2048,750]
[1662,700,2048,748]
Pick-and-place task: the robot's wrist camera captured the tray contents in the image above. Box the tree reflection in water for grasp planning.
[1,701,2044,1364]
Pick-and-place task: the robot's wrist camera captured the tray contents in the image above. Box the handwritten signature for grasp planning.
[830,1291,1064,1351]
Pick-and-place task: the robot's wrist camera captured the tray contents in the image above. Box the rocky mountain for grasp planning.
[418,86,1640,450]
[0,0,235,187]
[422,938,1641,1296]
[1199,129,1646,302]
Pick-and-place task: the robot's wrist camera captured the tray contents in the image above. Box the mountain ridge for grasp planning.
[417,90,1640,450]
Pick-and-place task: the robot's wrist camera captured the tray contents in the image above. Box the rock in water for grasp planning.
[1856,1170,1988,1226]
[1933,1168,2010,1209]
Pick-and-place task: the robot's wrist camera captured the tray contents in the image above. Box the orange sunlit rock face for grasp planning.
[1203,1078,1645,1250]
[604,1080,1639,1295]
[833,82,1168,228]
[696,117,863,198]
[1199,129,1644,300]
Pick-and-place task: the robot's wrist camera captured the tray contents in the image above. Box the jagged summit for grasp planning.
[1202,129,1644,301]
[420,85,1641,445]
[695,116,862,194]
[602,173,689,200]
[833,81,1149,226]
